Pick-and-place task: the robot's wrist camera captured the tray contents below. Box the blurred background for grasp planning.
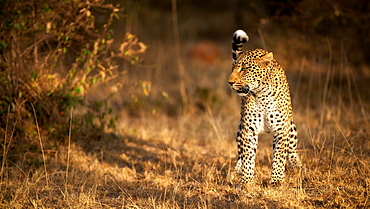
[1,0,370,207]
[111,0,370,120]
[1,0,369,171]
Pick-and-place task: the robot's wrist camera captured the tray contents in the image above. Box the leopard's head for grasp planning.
[228,50,273,96]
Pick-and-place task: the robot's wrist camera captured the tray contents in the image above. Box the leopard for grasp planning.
[228,29,302,185]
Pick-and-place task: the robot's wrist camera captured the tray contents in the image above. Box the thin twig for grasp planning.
[65,110,73,198]
[328,132,336,178]
[31,103,49,186]
[105,173,134,203]
[0,106,17,183]
[206,106,222,142]
[293,57,305,105]
[333,118,355,155]
[258,28,267,50]
[319,38,334,131]
[171,0,188,108]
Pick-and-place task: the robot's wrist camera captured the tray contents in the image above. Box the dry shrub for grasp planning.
[0,0,146,156]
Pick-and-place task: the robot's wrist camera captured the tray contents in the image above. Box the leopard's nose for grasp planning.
[228,81,235,86]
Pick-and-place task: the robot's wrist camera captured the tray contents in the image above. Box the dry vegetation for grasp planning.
[1,0,370,208]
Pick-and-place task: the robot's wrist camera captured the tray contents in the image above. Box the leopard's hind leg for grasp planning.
[287,121,302,168]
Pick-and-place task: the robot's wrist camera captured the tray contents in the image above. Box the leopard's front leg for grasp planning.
[234,122,259,183]
[271,131,289,184]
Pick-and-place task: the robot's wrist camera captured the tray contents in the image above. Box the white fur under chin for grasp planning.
[237,92,248,97]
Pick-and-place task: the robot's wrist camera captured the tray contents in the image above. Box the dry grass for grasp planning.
[1,2,370,208]
[1,45,369,208]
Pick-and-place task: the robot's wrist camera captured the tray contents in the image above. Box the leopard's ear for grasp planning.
[259,52,273,68]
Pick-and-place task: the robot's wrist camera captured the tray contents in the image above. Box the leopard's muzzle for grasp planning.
[228,82,250,96]
[236,85,249,95]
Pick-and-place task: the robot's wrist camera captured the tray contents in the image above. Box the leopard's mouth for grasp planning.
[236,85,249,96]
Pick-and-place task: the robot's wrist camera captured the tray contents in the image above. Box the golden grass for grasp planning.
[1,6,370,206]
[1,49,369,208]
[2,111,369,208]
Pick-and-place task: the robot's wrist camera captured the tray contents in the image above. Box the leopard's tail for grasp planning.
[232,29,249,61]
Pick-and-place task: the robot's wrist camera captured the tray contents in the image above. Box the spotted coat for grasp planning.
[229,30,302,184]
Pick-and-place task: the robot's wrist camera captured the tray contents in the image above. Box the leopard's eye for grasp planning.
[240,65,249,71]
